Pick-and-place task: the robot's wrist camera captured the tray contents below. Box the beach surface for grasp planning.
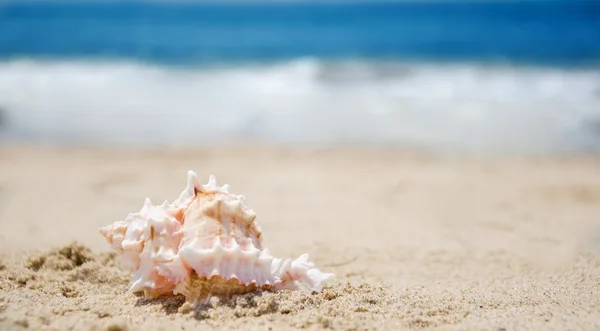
[0,145,599,330]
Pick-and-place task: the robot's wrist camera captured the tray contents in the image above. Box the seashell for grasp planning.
[100,171,334,306]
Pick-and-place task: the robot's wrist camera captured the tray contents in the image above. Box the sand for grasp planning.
[0,144,599,330]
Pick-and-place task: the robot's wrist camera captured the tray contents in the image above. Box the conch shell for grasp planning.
[100,171,334,306]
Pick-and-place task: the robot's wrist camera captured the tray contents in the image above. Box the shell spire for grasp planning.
[100,171,334,307]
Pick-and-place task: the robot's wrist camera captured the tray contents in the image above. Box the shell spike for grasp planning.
[187,170,199,189]
[98,224,110,238]
[207,175,217,188]
[141,197,153,212]
[176,171,199,207]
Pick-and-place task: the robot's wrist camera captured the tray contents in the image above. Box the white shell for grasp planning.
[100,171,334,305]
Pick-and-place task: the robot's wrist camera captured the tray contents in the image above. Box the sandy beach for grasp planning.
[0,144,599,330]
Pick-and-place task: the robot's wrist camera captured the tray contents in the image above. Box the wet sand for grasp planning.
[0,145,599,330]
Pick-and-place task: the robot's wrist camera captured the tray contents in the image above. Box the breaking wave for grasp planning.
[1,58,599,154]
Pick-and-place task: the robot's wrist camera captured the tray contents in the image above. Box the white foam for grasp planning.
[1,58,599,153]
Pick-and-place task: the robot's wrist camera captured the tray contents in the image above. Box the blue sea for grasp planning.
[1,1,600,153]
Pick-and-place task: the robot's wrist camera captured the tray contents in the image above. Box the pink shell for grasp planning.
[100,171,334,305]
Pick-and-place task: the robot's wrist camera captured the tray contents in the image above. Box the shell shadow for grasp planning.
[134,293,186,315]
[132,291,271,320]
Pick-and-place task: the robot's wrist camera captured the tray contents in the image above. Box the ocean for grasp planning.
[1,1,599,153]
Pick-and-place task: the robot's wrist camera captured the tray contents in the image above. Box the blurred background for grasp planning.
[0,0,599,154]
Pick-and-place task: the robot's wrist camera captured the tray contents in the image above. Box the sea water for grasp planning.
[1,1,599,153]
